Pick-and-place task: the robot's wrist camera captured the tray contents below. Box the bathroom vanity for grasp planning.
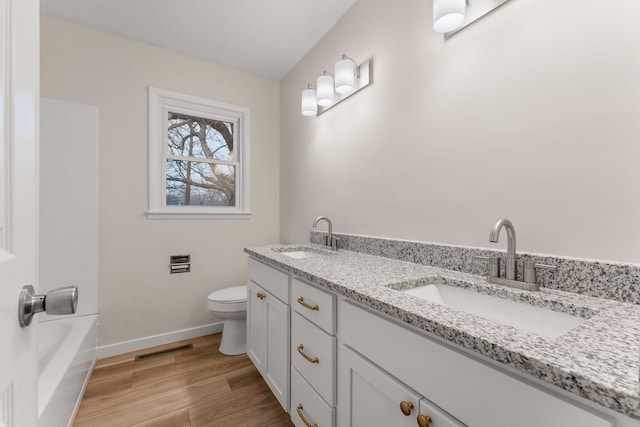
[245,245,640,427]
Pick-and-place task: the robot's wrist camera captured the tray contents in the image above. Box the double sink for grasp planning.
[274,246,590,339]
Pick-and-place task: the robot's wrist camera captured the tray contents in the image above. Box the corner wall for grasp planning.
[280,0,640,264]
[40,16,281,346]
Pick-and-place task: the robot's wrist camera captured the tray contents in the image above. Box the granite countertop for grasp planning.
[245,244,640,419]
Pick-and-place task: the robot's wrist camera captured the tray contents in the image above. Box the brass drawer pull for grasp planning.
[400,401,414,416]
[297,296,319,311]
[256,292,266,300]
[296,404,318,427]
[417,414,432,427]
[297,344,319,364]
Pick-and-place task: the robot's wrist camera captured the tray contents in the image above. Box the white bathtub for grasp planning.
[37,315,98,427]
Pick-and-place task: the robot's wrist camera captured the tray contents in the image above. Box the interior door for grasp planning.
[0,0,40,426]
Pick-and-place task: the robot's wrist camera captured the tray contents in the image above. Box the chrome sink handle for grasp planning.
[474,255,501,278]
[18,285,78,327]
[524,261,557,284]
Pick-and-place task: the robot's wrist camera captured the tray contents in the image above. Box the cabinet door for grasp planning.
[247,280,267,373]
[337,345,421,427]
[264,289,290,412]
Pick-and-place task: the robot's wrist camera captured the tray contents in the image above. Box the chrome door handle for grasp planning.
[19,285,78,327]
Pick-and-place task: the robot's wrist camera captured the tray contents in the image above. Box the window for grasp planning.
[147,87,250,219]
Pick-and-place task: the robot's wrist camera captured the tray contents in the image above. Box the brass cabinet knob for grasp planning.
[256,292,266,300]
[417,414,432,427]
[400,401,414,416]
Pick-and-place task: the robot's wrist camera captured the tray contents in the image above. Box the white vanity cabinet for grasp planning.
[290,278,337,427]
[338,299,615,427]
[246,254,635,426]
[247,258,291,411]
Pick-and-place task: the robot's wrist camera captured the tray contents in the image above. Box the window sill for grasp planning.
[146,210,252,220]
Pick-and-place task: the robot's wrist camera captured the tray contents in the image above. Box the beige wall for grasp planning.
[280,0,640,264]
[41,16,280,346]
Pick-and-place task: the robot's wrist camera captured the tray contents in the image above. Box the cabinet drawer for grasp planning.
[248,257,289,303]
[292,278,335,334]
[292,312,336,406]
[291,367,334,427]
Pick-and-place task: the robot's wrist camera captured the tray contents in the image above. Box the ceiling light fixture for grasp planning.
[300,54,372,117]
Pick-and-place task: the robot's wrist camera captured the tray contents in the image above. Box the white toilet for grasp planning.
[207,285,248,355]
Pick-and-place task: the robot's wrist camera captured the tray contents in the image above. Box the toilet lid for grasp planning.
[208,285,247,303]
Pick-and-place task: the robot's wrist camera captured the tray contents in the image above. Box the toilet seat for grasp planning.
[207,285,247,313]
[208,285,247,303]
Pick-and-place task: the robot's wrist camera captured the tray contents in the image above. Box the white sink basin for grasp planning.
[275,247,334,259]
[280,250,324,259]
[402,282,589,338]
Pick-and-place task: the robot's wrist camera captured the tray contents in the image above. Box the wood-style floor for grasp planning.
[73,334,294,427]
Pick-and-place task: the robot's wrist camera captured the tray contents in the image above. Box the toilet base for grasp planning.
[219,318,247,355]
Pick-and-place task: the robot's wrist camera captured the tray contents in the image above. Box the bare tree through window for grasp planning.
[166,112,236,206]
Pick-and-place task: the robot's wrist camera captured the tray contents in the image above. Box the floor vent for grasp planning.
[135,343,193,361]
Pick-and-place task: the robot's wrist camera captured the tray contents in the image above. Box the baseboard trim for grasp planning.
[97,323,224,359]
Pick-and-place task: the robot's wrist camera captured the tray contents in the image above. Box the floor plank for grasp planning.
[76,363,232,421]
[82,373,133,400]
[75,376,230,426]
[187,380,273,425]
[89,354,176,384]
[73,333,293,427]
[131,354,252,389]
[195,395,290,427]
[130,408,191,427]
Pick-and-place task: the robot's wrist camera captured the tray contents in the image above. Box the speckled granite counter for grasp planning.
[245,244,640,420]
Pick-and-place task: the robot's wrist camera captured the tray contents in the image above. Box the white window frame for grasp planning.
[147,87,251,219]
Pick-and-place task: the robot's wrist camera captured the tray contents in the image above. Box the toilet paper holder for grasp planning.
[170,254,191,274]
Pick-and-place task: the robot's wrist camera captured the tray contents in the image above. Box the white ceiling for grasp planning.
[40,0,357,80]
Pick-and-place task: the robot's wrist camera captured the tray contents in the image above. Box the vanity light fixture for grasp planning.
[433,0,466,33]
[317,71,335,107]
[301,84,318,117]
[300,53,372,117]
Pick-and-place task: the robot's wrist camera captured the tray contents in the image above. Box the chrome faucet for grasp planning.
[479,218,556,291]
[312,216,338,251]
[489,218,517,280]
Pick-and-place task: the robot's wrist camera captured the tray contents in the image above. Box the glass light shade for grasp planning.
[335,58,356,94]
[301,88,317,116]
[433,0,465,33]
[317,74,335,107]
